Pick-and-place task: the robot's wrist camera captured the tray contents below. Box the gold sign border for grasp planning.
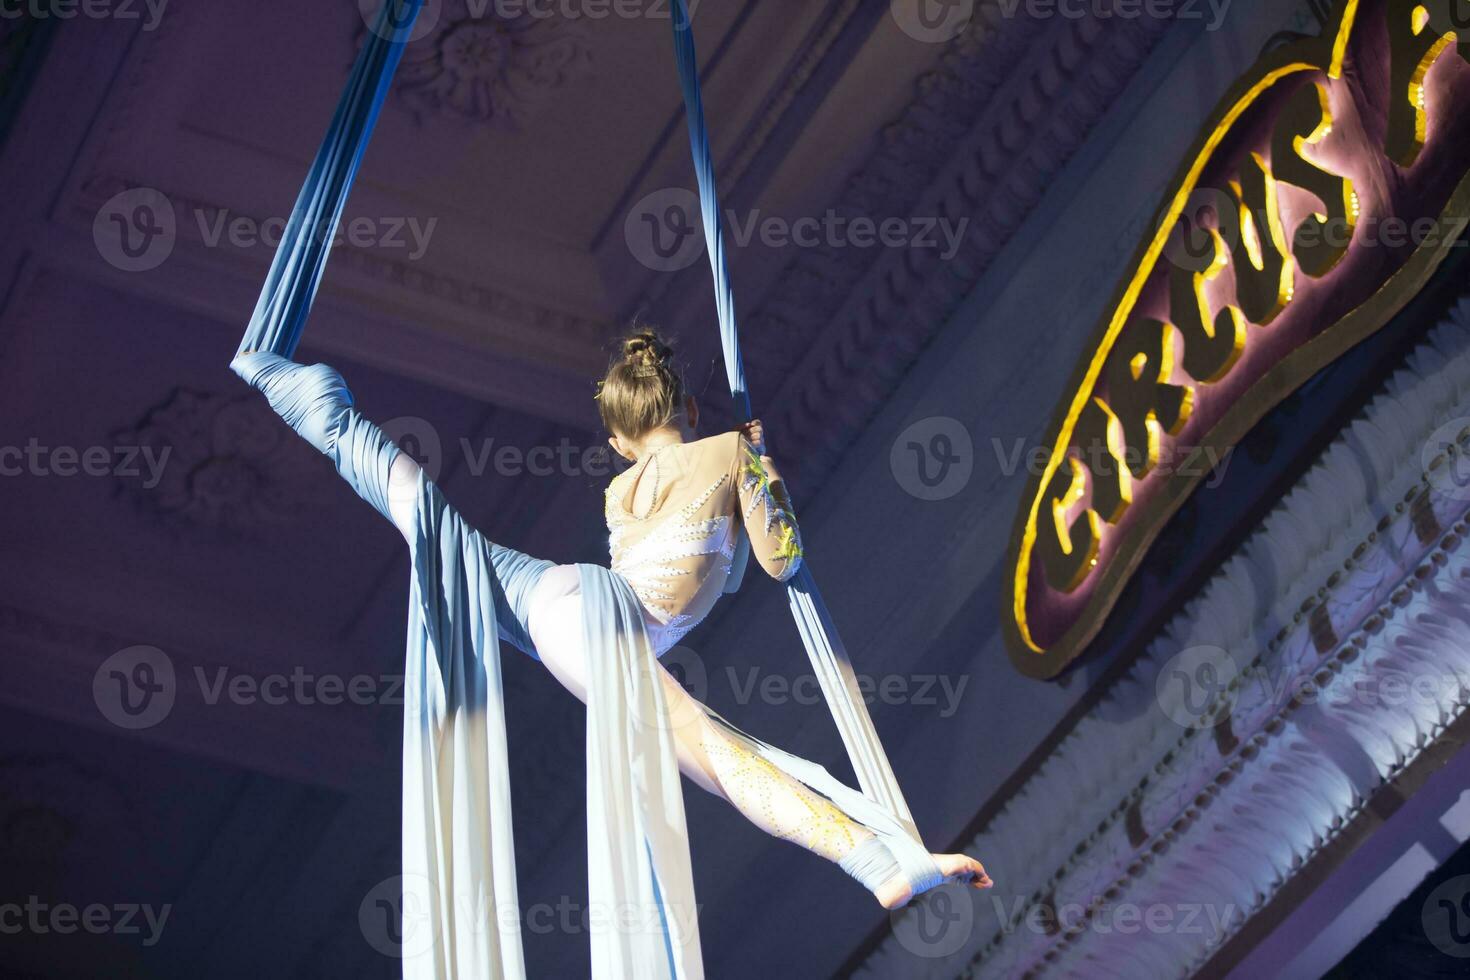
[1003,0,1470,679]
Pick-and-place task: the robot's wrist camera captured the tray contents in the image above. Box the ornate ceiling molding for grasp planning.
[854,298,1470,977]
[110,384,334,535]
[386,0,595,128]
[717,0,867,186]
[74,171,610,353]
[738,7,1172,485]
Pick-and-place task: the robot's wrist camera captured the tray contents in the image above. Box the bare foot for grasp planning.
[875,853,992,909]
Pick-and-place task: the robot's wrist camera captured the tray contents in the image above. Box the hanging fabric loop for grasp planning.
[667,0,931,851]
[238,0,421,359]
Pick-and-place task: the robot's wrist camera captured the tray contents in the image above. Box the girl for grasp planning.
[231,326,989,957]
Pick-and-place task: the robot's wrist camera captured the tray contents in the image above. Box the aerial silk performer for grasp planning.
[227,1,989,976]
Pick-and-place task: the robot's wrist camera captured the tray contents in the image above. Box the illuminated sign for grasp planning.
[1005,0,1470,678]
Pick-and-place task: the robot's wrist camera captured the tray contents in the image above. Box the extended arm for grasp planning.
[230,351,420,539]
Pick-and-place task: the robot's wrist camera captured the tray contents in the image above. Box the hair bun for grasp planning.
[623,331,673,373]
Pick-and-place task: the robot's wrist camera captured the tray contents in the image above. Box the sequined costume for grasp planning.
[606,431,801,653]
[231,350,916,980]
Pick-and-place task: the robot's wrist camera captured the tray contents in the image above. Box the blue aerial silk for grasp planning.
[230,2,940,977]
[668,1,939,886]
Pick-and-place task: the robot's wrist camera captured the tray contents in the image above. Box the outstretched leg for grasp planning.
[525,566,991,907]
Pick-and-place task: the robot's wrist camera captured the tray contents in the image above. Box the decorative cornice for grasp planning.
[68,0,608,353]
[854,299,1470,977]
[718,0,868,186]
[744,8,1172,486]
[74,172,610,350]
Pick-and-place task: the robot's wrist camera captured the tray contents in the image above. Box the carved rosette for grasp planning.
[113,386,330,534]
[391,1,593,128]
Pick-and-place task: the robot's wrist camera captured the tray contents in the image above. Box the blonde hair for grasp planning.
[597,326,686,440]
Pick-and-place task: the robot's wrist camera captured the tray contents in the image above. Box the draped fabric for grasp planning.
[231,352,546,978]
[230,346,705,979]
[668,1,940,886]
[235,3,699,977]
[229,2,942,977]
